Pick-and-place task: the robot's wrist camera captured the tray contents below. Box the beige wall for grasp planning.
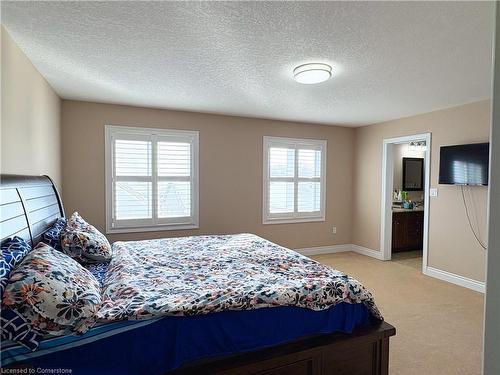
[5,22,488,281]
[63,99,490,280]
[1,27,62,188]
[1,24,495,357]
[61,100,354,249]
[352,100,491,281]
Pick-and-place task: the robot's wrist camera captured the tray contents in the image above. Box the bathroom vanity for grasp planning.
[392,209,424,252]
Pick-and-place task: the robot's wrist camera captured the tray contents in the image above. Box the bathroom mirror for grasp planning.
[402,157,424,191]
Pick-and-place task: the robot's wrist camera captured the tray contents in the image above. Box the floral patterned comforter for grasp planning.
[98,234,382,321]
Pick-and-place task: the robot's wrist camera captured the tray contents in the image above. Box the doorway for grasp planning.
[380,133,431,273]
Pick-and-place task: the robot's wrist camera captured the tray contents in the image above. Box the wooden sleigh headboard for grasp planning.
[0,174,65,246]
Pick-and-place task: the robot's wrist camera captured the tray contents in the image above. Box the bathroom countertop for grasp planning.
[392,206,424,212]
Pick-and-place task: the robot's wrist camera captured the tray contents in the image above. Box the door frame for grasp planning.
[380,132,431,273]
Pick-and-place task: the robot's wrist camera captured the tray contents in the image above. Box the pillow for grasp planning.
[61,212,112,263]
[1,236,32,296]
[1,307,42,351]
[2,243,101,347]
[84,262,109,287]
[42,217,67,252]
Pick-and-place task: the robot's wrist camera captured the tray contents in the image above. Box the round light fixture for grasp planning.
[293,63,332,84]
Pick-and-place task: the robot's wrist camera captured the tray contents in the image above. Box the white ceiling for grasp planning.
[1,1,495,126]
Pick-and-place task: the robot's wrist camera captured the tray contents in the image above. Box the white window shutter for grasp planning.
[263,137,326,224]
[105,126,199,233]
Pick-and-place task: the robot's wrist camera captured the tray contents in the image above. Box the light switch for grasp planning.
[429,188,438,197]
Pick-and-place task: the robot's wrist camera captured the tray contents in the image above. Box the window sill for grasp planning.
[263,216,325,225]
[106,223,199,234]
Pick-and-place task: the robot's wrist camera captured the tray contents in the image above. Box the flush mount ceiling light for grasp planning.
[293,63,332,84]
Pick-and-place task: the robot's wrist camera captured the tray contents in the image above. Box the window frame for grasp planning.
[105,125,199,234]
[262,136,327,225]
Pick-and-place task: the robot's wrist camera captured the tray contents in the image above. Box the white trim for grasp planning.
[105,125,199,234]
[380,140,394,261]
[294,244,485,293]
[424,267,485,293]
[105,126,113,234]
[351,244,386,260]
[262,136,327,224]
[380,132,432,272]
[294,243,384,260]
[295,244,353,256]
[105,224,199,234]
[263,217,327,225]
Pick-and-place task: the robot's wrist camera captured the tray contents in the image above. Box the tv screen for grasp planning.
[439,143,489,186]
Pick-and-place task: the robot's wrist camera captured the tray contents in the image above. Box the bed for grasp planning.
[0,174,395,375]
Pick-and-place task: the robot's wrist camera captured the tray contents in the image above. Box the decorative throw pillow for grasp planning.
[2,243,101,344]
[1,237,32,296]
[1,307,42,351]
[41,217,67,252]
[60,212,112,263]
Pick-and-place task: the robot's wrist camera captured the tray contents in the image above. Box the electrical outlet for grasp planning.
[430,188,438,197]
[332,226,337,234]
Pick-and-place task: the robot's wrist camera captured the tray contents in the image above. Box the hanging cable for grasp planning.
[466,187,482,239]
[461,185,487,250]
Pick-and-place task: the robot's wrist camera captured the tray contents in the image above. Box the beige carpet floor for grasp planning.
[391,250,423,271]
[312,252,484,375]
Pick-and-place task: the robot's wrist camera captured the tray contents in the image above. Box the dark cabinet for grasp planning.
[392,211,424,252]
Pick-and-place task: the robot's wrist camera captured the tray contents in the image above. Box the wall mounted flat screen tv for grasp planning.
[439,143,489,186]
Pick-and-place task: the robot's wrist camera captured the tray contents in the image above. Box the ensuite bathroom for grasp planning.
[391,141,426,263]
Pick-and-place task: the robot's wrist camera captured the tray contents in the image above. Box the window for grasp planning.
[105,125,199,233]
[263,136,326,224]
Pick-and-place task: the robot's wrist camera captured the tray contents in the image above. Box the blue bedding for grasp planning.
[2,302,371,375]
[84,261,109,286]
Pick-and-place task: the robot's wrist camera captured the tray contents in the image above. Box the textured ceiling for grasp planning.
[1,1,495,126]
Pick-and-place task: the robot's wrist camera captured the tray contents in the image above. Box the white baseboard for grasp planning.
[295,244,383,260]
[295,244,485,293]
[351,244,385,260]
[295,244,352,256]
[424,266,485,293]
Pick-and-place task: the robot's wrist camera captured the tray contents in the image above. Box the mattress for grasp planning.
[98,233,381,320]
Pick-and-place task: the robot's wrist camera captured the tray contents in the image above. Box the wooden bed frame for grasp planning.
[174,321,395,375]
[0,174,396,375]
